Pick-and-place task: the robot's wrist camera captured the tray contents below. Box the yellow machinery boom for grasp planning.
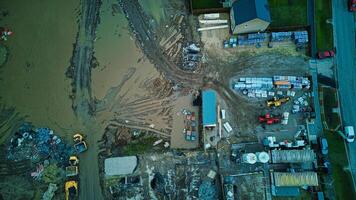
[267,97,290,107]
[65,180,78,200]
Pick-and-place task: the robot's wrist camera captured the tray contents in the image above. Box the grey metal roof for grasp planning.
[232,0,271,25]
[104,156,138,176]
[271,149,316,163]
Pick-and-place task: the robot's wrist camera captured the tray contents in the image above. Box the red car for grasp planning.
[259,113,281,125]
[349,0,356,12]
[317,50,335,59]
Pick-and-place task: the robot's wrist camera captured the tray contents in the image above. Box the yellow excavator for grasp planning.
[65,156,79,200]
[73,133,88,153]
[65,180,78,200]
[266,97,290,107]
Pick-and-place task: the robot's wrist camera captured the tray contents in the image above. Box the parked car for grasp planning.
[345,126,355,143]
[319,137,329,155]
[317,50,335,59]
[349,0,356,11]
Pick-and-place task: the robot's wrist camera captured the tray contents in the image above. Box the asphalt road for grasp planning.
[332,0,356,189]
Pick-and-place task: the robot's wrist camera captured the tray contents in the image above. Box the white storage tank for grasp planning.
[256,152,270,163]
[242,153,257,164]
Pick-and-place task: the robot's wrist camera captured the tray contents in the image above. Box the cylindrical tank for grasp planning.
[242,153,257,164]
[256,152,270,163]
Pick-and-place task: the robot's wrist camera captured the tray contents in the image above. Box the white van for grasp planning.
[345,126,355,143]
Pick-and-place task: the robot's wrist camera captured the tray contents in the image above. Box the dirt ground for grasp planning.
[0,0,314,199]
[170,93,200,149]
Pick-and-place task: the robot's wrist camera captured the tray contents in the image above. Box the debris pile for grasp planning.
[293,31,309,44]
[7,123,74,167]
[237,33,268,46]
[42,183,58,200]
[181,109,197,141]
[0,27,13,41]
[223,37,237,48]
[198,181,218,200]
[232,76,311,98]
[182,43,201,71]
[292,95,312,114]
[271,32,293,42]
[271,31,309,44]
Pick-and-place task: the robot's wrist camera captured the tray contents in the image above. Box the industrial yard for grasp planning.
[0,0,355,199]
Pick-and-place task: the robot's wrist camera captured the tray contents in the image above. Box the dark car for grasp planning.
[321,157,332,174]
[317,50,335,59]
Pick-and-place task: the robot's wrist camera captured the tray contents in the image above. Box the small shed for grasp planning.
[202,90,217,127]
[230,0,271,34]
[104,156,138,176]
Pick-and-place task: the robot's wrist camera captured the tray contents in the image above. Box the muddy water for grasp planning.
[0,0,80,137]
[138,0,167,24]
[92,0,158,102]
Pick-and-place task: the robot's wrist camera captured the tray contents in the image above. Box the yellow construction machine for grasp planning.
[266,97,290,107]
[73,133,87,153]
[65,180,78,200]
[65,156,79,200]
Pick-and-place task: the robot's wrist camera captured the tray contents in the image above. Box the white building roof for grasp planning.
[104,156,137,176]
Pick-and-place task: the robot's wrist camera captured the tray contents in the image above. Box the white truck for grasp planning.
[345,126,355,142]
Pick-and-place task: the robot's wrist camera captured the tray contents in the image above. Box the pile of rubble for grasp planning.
[237,33,268,46]
[271,31,308,45]
[182,43,201,71]
[7,123,74,166]
[292,95,312,114]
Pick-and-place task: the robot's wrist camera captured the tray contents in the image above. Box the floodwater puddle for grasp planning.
[0,0,81,137]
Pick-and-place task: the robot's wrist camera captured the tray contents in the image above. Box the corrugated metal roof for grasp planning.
[105,156,137,176]
[232,0,271,25]
[202,90,217,126]
[273,172,319,187]
[271,149,316,163]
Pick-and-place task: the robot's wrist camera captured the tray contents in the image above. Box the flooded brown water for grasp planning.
[92,0,158,104]
[138,0,167,23]
[0,0,80,137]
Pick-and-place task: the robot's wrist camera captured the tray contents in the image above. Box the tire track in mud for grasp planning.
[118,0,204,87]
[66,0,104,199]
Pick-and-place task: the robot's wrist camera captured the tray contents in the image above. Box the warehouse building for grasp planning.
[272,172,319,187]
[271,149,316,163]
[202,90,217,128]
[230,0,271,34]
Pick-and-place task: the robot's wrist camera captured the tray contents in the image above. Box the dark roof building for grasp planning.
[230,0,271,34]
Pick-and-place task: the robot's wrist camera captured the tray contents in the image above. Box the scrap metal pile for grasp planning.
[237,33,268,46]
[182,43,202,71]
[224,31,309,48]
[7,123,74,166]
[271,31,309,47]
